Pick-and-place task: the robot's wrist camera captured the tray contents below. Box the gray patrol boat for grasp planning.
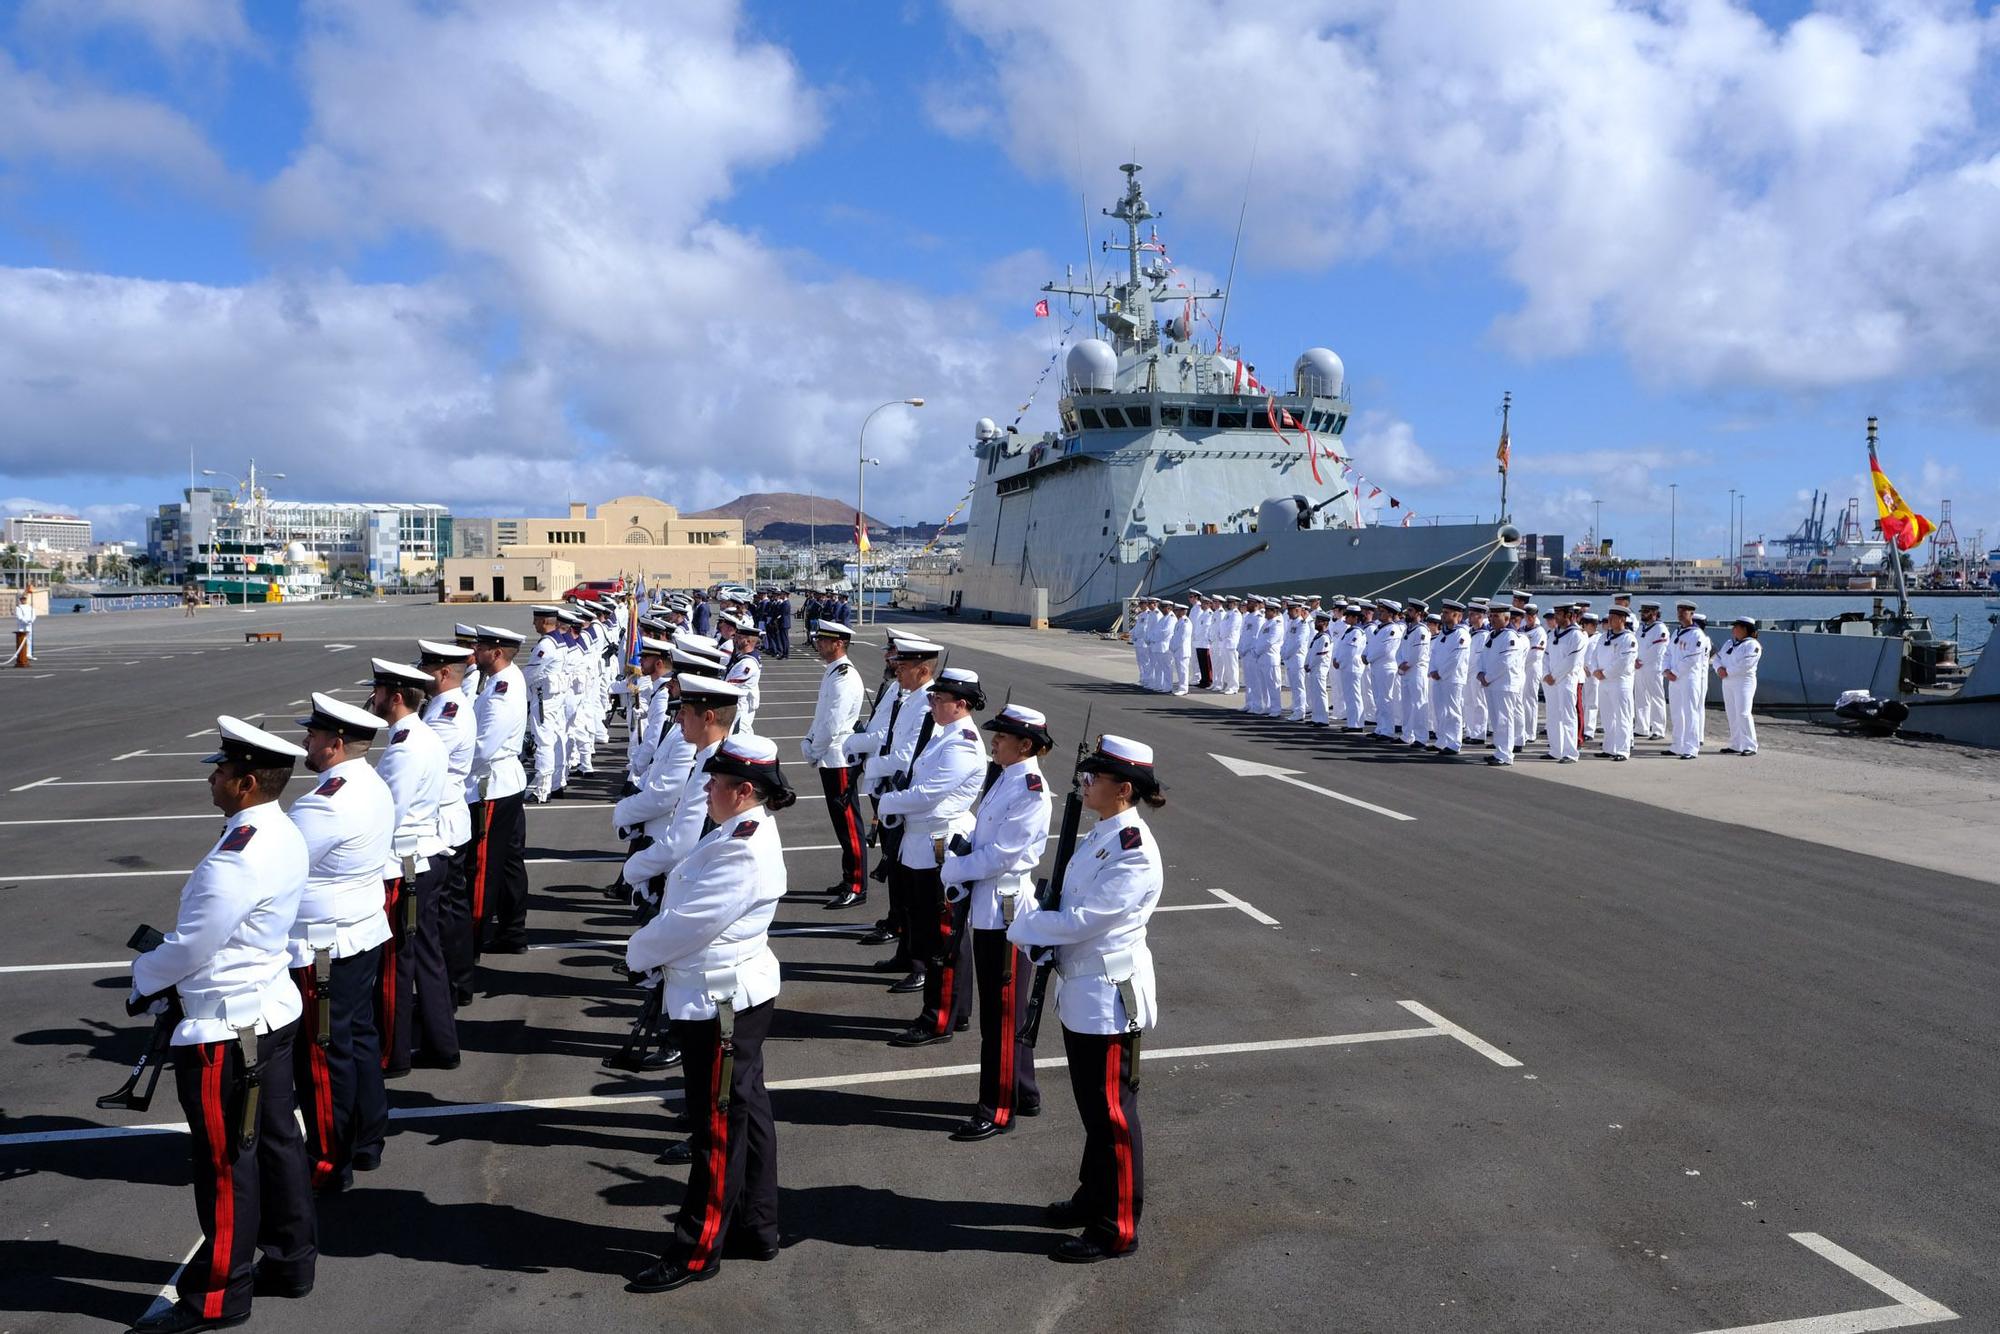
[898,163,1519,630]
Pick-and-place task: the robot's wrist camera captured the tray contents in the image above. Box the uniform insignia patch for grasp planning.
[833,662,850,675]
[1119,826,1143,851]
[732,819,759,838]
[392,729,410,743]
[493,679,508,694]
[440,701,459,719]
[315,776,346,796]
[219,825,257,853]
[1025,773,1045,792]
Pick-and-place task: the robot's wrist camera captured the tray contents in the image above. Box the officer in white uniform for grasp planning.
[801,618,869,906]
[1428,600,1471,755]
[453,623,483,699]
[1215,595,1243,692]
[366,659,453,1077]
[623,674,746,918]
[465,626,530,957]
[879,667,988,1045]
[624,734,792,1294]
[1479,608,1526,764]
[1460,603,1489,742]
[846,637,940,979]
[1305,609,1335,726]
[940,703,1054,1140]
[1518,598,1547,743]
[1280,600,1309,719]
[623,636,676,788]
[415,640,479,1010]
[1369,599,1404,738]
[1167,602,1193,696]
[1234,596,1263,705]
[1716,616,1763,756]
[1634,602,1670,739]
[1253,597,1286,717]
[1333,603,1367,730]
[1664,600,1708,759]
[1542,606,1587,763]
[523,606,570,802]
[1594,606,1639,759]
[1008,734,1163,1264]
[1397,599,1432,746]
[126,718,317,1334]
[286,693,395,1191]
[723,615,765,734]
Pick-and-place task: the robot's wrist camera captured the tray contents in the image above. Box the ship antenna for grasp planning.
[1214,129,1260,352]
[1080,192,1099,326]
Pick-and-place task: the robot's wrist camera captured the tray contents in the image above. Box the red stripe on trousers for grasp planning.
[1105,1042,1136,1250]
[296,966,336,1188]
[471,802,492,923]
[689,1036,729,1270]
[994,956,1016,1125]
[836,768,862,891]
[934,903,956,1035]
[378,878,400,1070]
[201,1045,233,1318]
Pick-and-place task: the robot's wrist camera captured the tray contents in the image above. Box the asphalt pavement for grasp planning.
[1,600,1991,1332]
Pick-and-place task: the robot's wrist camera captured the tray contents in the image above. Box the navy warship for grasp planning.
[898,163,1519,629]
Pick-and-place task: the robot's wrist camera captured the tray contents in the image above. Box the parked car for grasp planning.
[561,578,625,601]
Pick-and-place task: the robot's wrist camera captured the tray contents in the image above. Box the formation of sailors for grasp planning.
[1131,591,1761,761]
[121,591,1160,1331]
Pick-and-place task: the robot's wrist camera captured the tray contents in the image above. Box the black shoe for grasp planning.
[657,1139,693,1165]
[1719,747,1740,755]
[1015,1103,1041,1118]
[626,1257,718,1294]
[888,1025,951,1047]
[489,941,528,955]
[415,1052,461,1071]
[824,890,867,910]
[954,1016,970,1032]
[887,970,927,994]
[251,1268,314,1300]
[351,1149,382,1173]
[720,1234,781,1262]
[453,988,474,1008]
[871,955,910,973]
[1053,1234,1138,1264]
[858,926,897,946]
[868,863,891,884]
[640,1046,683,1071]
[129,1303,248,1334]
[1043,1197,1088,1228]
[383,1066,411,1081]
[950,1116,1008,1142]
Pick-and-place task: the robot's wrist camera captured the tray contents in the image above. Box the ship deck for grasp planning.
[2,601,1994,1332]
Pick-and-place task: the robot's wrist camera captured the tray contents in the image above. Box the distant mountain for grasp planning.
[690,492,883,535]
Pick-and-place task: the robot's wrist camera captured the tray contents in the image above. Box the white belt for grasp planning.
[1057,946,1136,983]
[179,989,269,1028]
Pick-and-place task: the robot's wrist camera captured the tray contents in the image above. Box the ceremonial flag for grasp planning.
[855,514,871,554]
[1033,298,1050,318]
[1869,454,1934,551]
[1496,420,1511,473]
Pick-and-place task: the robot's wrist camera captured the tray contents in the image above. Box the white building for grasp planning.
[5,513,92,552]
[148,489,450,585]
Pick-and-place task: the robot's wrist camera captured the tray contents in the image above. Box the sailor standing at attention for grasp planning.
[1634,601,1670,740]
[1305,609,1335,727]
[1281,599,1309,720]
[623,734,793,1294]
[1216,595,1244,693]
[365,659,453,1079]
[1397,600,1432,747]
[1578,606,1604,738]
[1517,599,1547,745]
[1189,592,1214,690]
[1460,603,1489,743]
[879,667,988,1047]
[468,625,530,954]
[940,703,1054,1140]
[1428,601,1471,755]
[1254,597,1287,717]
[416,640,479,1011]
[846,637,940,985]
[1234,596,1263,707]
[1008,734,1164,1264]
[1594,606,1638,760]
[724,617,765,735]
[125,718,318,1334]
[1715,617,1763,756]
[1663,600,1707,760]
[1479,608,1525,765]
[1167,602,1193,696]
[1542,606,1586,763]
[523,606,570,804]
[1369,600,1404,739]
[286,693,396,1192]
[1334,603,1368,730]
[800,618,869,907]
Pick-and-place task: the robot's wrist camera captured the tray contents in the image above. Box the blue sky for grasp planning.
[2,0,1997,567]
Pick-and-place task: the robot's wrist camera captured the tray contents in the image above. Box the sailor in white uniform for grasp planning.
[1369,599,1404,738]
[1281,600,1310,719]
[801,619,869,906]
[1594,606,1639,760]
[1715,616,1763,756]
[1396,600,1432,746]
[1306,609,1335,726]
[1479,608,1526,764]
[1008,734,1163,1264]
[1461,603,1489,742]
[1542,606,1587,763]
[845,636,940,979]
[1234,596,1263,705]
[1664,600,1709,759]
[523,606,571,803]
[1429,600,1472,754]
[125,718,317,1334]
[1215,595,1244,693]
[1634,602,1670,739]
[1167,602,1193,696]
[468,625,530,954]
[417,640,479,1010]
[366,658,453,1077]
[723,615,765,734]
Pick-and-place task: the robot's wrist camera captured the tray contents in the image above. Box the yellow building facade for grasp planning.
[442,496,753,601]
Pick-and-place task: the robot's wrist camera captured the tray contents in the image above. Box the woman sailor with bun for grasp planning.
[1008,734,1164,1263]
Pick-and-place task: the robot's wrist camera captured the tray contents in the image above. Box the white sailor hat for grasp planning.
[983,703,1053,748]
[671,645,723,672]
[1733,615,1758,629]
[1639,600,1662,611]
[295,691,388,740]
[452,623,480,640]
[416,639,474,665]
[529,604,563,618]
[1606,604,1632,617]
[810,619,855,640]
[1467,598,1490,608]
[1242,594,1262,603]
[892,635,944,660]
[637,636,673,657]
[370,657,432,689]
[672,631,723,657]
[1405,598,1428,613]
[1521,602,1539,614]
[1692,613,1709,624]
[1313,608,1333,621]
[1676,599,1699,610]
[1574,599,1592,607]
[1222,594,1241,603]
[1342,602,1363,614]
[1441,598,1466,611]
[673,673,746,708]
[1186,588,1204,599]
[702,733,791,796]
[204,715,308,767]
[1512,590,1533,602]
[474,625,525,646]
[1577,608,1600,623]
[1424,611,1442,623]
[556,608,583,625]
[930,666,986,706]
[1077,733,1161,794]
[1375,598,1401,611]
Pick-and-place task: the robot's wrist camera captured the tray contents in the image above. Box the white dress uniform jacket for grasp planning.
[941,759,1053,930]
[875,714,987,868]
[802,656,864,768]
[622,740,721,885]
[625,805,786,1021]
[374,714,449,874]
[726,652,763,732]
[471,662,528,801]
[421,687,476,848]
[286,757,396,964]
[133,803,310,1045]
[627,675,673,780]
[840,681,905,791]
[616,720,696,838]
[1007,807,1162,1034]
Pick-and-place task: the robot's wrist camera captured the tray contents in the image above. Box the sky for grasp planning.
[1,0,1997,565]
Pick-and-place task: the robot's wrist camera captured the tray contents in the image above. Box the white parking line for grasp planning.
[9,776,60,793]
[0,1022,1468,1147]
[1396,999,1523,1068]
[1687,1232,1958,1332]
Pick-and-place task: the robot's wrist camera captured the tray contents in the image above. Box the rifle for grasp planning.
[1017,706,1090,1047]
[98,924,175,1112]
[603,977,665,1071]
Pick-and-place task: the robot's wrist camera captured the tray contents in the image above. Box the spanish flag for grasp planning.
[855,515,871,554]
[1869,454,1934,551]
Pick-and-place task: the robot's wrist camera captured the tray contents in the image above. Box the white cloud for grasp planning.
[1342,410,1445,488]
[0,49,235,191]
[16,0,255,56]
[939,0,2000,401]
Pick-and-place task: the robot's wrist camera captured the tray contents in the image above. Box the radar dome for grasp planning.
[283,541,311,563]
[974,417,1000,442]
[1165,313,1193,343]
[1294,348,1345,399]
[1066,339,1117,394]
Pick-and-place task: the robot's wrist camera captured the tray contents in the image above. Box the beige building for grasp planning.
[442,496,752,601]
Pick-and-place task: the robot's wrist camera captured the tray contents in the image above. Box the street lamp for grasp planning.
[858,397,924,624]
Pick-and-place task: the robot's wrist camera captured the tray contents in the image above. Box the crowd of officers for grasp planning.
[121,589,1161,1332]
[1128,588,1765,761]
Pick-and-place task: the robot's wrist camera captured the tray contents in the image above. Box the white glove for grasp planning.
[799,738,815,763]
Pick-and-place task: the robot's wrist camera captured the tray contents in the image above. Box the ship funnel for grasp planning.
[1496,524,1522,548]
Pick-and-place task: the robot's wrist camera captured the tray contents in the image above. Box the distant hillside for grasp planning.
[691,492,883,535]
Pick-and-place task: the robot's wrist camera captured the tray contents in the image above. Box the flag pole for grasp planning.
[1496,390,1512,521]
[1868,415,1911,622]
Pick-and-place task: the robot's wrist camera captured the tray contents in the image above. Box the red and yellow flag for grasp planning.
[1869,455,1934,551]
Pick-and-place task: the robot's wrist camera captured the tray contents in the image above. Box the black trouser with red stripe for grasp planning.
[171,1020,316,1320]
[1060,1028,1143,1253]
[911,872,973,1035]
[378,876,410,1075]
[664,999,778,1271]
[444,813,481,996]
[293,945,386,1189]
[378,860,456,1072]
[818,763,867,892]
[1196,646,1213,689]
[479,792,529,952]
[971,928,1039,1123]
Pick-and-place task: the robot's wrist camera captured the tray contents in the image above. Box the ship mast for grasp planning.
[1868,415,1911,620]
